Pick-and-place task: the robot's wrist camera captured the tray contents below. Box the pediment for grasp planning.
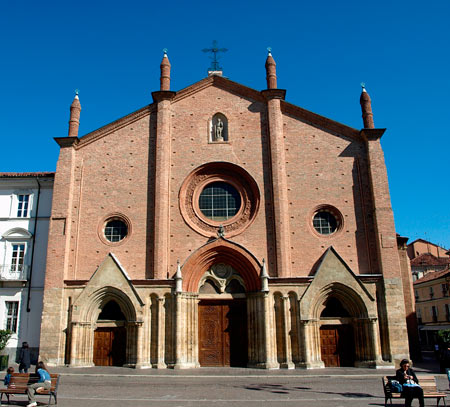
[2,227,32,239]
[72,253,144,311]
[299,247,375,319]
[75,75,359,147]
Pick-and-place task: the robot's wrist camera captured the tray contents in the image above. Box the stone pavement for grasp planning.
[2,356,449,407]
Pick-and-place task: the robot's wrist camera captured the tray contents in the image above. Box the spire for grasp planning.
[359,83,375,129]
[68,90,81,138]
[261,259,269,293]
[265,47,277,89]
[160,49,171,91]
[175,260,183,293]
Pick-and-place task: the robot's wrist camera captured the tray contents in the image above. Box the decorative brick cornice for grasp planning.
[152,90,176,103]
[281,101,361,140]
[54,137,79,147]
[261,89,286,100]
[173,75,265,104]
[75,105,154,148]
[360,128,386,141]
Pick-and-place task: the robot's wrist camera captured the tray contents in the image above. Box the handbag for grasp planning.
[389,380,403,393]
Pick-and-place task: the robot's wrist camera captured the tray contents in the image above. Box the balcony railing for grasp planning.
[0,264,29,281]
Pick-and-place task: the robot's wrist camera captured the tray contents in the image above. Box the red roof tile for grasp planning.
[410,253,450,267]
[414,267,450,284]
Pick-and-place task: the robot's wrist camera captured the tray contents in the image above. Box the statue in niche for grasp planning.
[211,114,227,142]
[214,118,224,141]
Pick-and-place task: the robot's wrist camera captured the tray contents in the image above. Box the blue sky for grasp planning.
[1,0,449,249]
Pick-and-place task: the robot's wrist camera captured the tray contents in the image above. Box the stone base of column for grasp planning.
[247,361,279,369]
[354,360,391,369]
[69,362,95,368]
[135,363,153,369]
[173,362,200,369]
[279,362,295,369]
[296,361,325,369]
[152,362,167,369]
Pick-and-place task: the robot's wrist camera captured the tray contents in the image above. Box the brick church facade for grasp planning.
[39,51,412,368]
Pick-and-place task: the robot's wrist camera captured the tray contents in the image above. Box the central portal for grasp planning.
[198,300,248,367]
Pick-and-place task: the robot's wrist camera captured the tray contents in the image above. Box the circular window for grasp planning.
[179,162,260,238]
[311,206,343,236]
[104,219,128,242]
[199,182,241,221]
[313,211,337,235]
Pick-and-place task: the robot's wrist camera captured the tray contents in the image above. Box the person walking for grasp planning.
[26,361,51,407]
[396,359,424,407]
[18,342,31,373]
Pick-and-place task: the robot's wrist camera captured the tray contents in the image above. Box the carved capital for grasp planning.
[54,137,79,148]
[152,90,176,103]
[360,128,386,141]
[261,89,286,100]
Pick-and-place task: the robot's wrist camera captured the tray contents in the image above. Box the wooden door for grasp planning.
[198,301,247,367]
[320,325,355,367]
[93,327,126,366]
[320,326,340,367]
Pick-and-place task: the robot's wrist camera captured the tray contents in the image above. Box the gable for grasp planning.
[71,75,359,149]
[72,253,144,318]
[299,247,376,319]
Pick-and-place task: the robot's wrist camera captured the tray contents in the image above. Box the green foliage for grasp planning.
[438,329,450,345]
[0,330,12,352]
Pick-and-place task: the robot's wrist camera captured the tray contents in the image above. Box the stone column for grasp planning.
[369,317,383,363]
[134,322,145,368]
[156,297,167,368]
[263,293,279,368]
[174,293,199,369]
[280,295,295,369]
[125,322,137,367]
[152,91,176,279]
[69,322,93,367]
[261,89,292,278]
[299,319,324,369]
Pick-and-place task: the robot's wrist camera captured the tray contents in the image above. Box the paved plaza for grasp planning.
[2,357,449,407]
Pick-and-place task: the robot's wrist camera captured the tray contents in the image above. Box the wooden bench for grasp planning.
[0,373,59,405]
[383,375,447,407]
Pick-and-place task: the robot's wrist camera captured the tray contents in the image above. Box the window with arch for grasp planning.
[210,113,228,142]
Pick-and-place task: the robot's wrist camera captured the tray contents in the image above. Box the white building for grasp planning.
[0,172,54,363]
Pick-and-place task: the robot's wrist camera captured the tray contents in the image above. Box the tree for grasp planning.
[0,329,12,353]
[438,329,450,345]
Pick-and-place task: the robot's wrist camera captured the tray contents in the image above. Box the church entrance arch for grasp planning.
[315,287,367,367]
[319,297,355,367]
[181,239,261,368]
[197,263,248,367]
[93,300,127,366]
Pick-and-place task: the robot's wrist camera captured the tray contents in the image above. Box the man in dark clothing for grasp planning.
[396,359,424,407]
[18,342,31,373]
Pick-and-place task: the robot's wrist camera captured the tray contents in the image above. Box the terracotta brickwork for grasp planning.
[39,52,411,368]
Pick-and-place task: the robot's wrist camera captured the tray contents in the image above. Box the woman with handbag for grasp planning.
[395,359,424,407]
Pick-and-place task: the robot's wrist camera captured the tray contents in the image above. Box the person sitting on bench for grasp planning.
[26,361,51,407]
[396,359,425,407]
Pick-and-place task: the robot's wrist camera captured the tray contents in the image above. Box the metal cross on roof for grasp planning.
[202,40,228,71]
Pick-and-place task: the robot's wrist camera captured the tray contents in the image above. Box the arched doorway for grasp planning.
[319,297,355,367]
[93,300,127,366]
[197,263,248,367]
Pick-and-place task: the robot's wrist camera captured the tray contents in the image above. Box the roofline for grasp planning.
[408,238,448,251]
[0,172,55,178]
[413,268,450,284]
[70,75,362,147]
